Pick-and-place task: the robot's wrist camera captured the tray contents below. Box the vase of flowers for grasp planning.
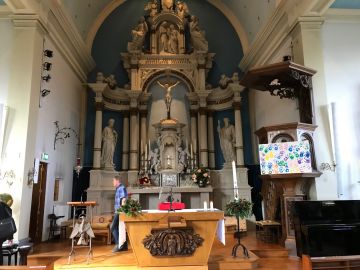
[191,167,210,187]
[117,198,142,217]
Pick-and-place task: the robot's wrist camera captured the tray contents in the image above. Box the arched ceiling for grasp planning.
[59,0,279,50]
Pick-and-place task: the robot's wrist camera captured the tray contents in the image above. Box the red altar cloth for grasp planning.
[158,202,185,210]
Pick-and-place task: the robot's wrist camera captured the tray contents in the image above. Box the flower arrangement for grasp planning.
[225,198,253,219]
[117,198,142,217]
[191,167,210,187]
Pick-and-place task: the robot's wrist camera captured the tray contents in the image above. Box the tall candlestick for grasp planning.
[232,160,239,199]
[210,201,214,210]
[203,201,207,210]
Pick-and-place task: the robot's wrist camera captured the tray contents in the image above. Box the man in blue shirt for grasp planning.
[111,175,128,252]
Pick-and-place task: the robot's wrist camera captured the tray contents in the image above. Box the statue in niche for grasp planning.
[101,118,117,168]
[217,118,236,164]
[176,1,189,19]
[158,21,169,53]
[130,17,148,51]
[157,80,180,119]
[149,148,161,174]
[168,24,179,54]
[189,16,208,52]
[162,0,174,11]
[104,74,117,89]
[177,146,189,173]
[145,0,158,18]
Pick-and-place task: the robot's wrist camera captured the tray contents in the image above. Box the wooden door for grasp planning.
[29,162,47,243]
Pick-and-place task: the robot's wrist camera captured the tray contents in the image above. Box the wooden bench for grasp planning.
[302,254,360,270]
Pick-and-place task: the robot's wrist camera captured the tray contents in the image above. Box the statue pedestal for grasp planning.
[211,167,251,211]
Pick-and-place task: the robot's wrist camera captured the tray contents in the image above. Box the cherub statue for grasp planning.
[145,0,158,18]
[176,1,189,19]
[177,146,190,173]
[219,74,231,89]
[104,74,117,89]
[149,148,161,174]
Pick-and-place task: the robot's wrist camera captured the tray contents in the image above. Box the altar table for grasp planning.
[120,209,224,270]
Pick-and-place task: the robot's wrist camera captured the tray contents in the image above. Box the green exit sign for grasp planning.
[41,153,49,161]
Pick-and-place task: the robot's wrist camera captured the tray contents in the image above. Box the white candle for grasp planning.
[190,143,193,159]
[232,160,239,199]
[210,201,214,210]
[203,201,207,210]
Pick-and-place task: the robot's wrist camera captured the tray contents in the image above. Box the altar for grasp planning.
[120,209,224,270]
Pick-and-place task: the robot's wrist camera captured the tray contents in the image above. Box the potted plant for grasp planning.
[191,167,210,187]
[117,198,142,217]
[225,198,253,258]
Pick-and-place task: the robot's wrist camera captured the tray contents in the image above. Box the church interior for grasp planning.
[0,0,359,269]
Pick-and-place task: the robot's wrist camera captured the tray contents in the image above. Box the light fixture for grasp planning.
[43,62,52,71]
[44,49,54,58]
[41,89,51,97]
[42,74,51,82]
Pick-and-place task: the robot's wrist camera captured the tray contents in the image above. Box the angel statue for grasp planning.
[177,146,190,173]
[189,15,208,52]
[157,80,180,118]
[69,215,95,246]
[176,1,189,19]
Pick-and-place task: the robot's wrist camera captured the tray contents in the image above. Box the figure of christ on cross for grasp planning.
[157,80,180,119]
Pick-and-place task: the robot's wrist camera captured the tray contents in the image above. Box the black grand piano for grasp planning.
[293,200,360,258]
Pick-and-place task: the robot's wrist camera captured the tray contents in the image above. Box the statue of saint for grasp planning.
[149,148,160,174]
[176,1,189,19]
[189,16,208,52]
[217,118,236,164]
[144,0,158,18]
[161,0,174,11]
[130,17,148,51]
[157,80,180,119]
[101,118,117,168]
[158,21,169,53]
[168,24,179,54]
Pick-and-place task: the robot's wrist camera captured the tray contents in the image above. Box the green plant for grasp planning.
[225,198,253,219]
[191,167,210,187]
[117,198,142,217]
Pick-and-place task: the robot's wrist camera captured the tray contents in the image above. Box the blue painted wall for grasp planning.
[85,0,250,169]
[331,0,360,9]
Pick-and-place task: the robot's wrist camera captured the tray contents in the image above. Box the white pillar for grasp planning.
[88,83,108,168]
[129,109,139,170]
[207,110,215,169]
[199,108,208,167]
[234,102,244,166]
[122,111,130,170]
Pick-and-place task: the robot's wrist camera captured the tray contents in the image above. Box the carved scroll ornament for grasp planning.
[143,228,204,257]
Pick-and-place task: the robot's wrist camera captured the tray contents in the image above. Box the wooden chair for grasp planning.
[91,215,112,245]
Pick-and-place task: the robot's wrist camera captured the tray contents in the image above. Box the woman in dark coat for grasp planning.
[0,201,16,265]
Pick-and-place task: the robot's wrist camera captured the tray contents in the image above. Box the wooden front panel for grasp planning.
[122,211,223,267]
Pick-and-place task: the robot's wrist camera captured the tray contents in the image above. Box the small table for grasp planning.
[256,220,281,243]
[67,201,97,264]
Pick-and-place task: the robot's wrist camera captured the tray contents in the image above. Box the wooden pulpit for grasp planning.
[120,210,224,270]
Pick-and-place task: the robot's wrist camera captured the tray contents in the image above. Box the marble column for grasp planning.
[129,108,139,170]
[199,107,208,168]
[122,111,130,170]
[140,110,147,155]
[88,83,108,169]
[190,109,198,165]
[233,86,245,166]
[207,110,215,169]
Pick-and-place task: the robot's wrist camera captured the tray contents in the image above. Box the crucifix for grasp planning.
[156,75,180,119]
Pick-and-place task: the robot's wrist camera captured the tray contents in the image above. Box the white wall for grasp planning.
[0,18,13,104]
[322,17,360,199]
[34,38,84,241]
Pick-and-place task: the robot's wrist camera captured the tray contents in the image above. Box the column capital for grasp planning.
[130,107,138,116]
[122,110,130,118]
[199,107,207,115]
[139,110,148,117]
[233,101,241,110]
[88,83,108,103]
[125,90,142,109]
[207,110,214,117]
[190,109,198,117]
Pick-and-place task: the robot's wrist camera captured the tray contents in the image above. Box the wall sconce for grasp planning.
[41,89,51,97]
[27,168,35,186]
[44,49,54,58]
[319,162,336,172]
[43,62,52,71]
[42,74,51,82]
